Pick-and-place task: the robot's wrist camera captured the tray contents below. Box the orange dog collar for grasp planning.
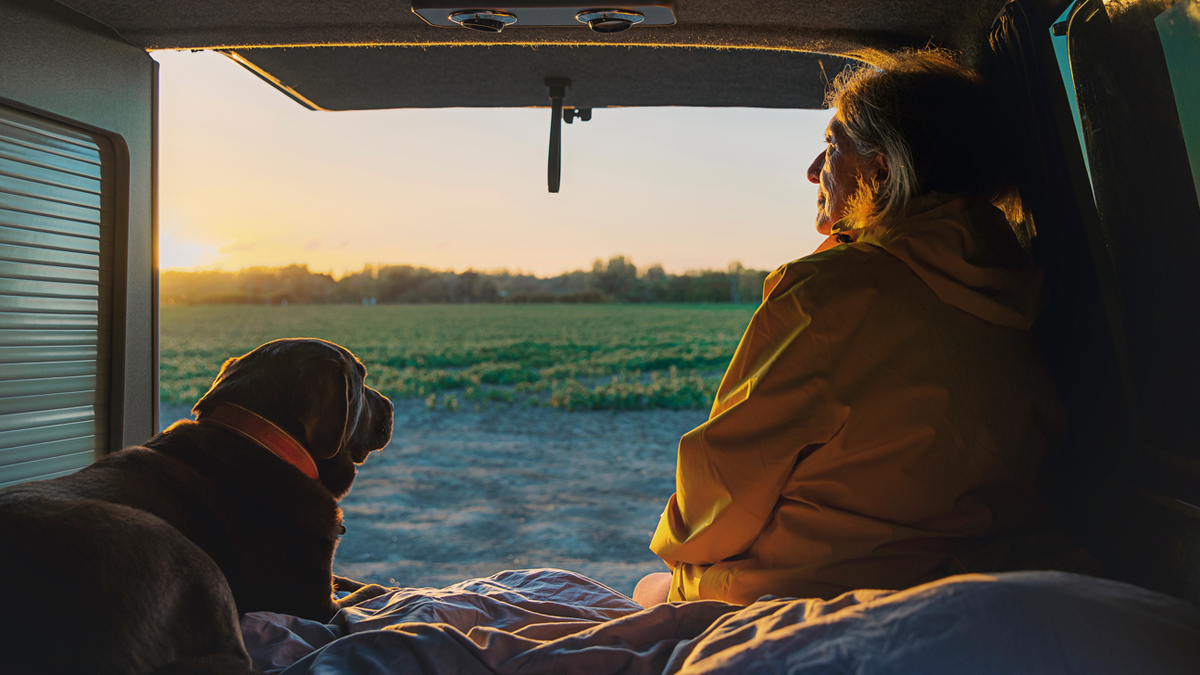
[199,403,320,480]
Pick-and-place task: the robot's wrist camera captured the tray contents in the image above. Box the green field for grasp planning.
[160,304,757,411]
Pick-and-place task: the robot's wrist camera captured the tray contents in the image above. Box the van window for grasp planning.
[1155,0,1200,200]
[1053,0,1200,208]
[1050,4,1094,191]
[1050,0,1200,461]
[0,104,115,486]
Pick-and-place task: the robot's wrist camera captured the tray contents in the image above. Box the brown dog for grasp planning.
[0,338,393,674]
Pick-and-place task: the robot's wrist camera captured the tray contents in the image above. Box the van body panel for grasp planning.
[0,0,157,450]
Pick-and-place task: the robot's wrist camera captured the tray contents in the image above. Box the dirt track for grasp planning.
[160,401,705,598]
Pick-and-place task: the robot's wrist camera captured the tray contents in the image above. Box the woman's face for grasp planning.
[806,118,886,235]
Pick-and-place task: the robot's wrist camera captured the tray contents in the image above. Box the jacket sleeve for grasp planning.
[649,259,846,569]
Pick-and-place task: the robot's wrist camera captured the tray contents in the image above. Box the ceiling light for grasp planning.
[576,10,645,33]
[448,10,518,33]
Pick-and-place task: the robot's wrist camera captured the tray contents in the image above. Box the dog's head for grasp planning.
[192,338,393,498]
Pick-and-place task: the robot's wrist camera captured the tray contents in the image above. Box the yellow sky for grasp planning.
[155,50,833,277]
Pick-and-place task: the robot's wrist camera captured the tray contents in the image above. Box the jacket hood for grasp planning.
[857,197,1045,331]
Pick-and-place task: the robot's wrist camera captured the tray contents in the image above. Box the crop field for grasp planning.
[160,304,758,412]
[159,303,754,592]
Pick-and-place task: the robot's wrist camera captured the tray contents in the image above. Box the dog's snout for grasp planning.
[380,409,394,442]
[370,388,393,418]
[371,389,394,445]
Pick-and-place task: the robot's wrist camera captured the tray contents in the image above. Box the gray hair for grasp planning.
[826,50,1020,230]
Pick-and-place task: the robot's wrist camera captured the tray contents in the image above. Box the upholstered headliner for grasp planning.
[223,45,847,110]
[53,0,1061,110]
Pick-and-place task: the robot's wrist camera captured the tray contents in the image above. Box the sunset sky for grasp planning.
[154,50,834,277]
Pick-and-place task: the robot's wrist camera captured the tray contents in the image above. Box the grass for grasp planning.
[160,304,757,411]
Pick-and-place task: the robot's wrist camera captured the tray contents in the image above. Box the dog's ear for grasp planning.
[289,358,350,460]
[191,357,240,419]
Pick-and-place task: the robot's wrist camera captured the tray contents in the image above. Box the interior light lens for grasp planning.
[449,10,518,32]
[576,9,645,33]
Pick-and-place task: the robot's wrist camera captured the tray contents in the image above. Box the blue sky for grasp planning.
[154,50,834,277]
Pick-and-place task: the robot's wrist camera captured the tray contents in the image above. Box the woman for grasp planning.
[634,51,1064,606]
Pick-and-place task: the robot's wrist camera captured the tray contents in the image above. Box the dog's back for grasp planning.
[0,481,255,674]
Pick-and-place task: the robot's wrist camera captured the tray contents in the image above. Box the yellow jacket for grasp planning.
[650,198,1064,604]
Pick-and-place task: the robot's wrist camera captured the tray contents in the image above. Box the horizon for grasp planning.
[159,257,775,282]
[154,50,835,278]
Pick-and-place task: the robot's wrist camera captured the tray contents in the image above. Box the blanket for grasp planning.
[242,569,1200,674]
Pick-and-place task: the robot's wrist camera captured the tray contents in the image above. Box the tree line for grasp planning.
[160,256,772,306]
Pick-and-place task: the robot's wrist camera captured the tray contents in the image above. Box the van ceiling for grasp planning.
[221,46,846,110]
[55,0,1018,110]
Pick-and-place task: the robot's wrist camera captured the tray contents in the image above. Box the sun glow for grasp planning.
[154,50,832,277]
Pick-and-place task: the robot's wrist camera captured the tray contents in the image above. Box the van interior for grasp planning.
[1,0,1197,631]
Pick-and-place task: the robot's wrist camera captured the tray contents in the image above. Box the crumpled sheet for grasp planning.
[241,569,1200,675]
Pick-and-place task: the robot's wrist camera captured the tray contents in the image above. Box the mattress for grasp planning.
[242,568,1200,674]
